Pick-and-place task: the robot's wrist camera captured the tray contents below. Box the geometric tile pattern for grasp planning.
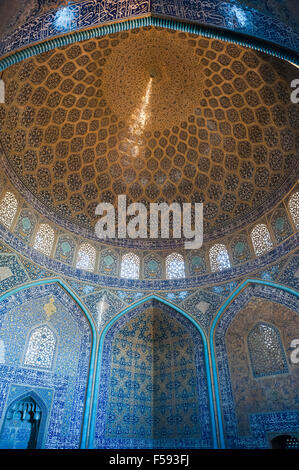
[0,235,297,448]
[0,283,92,448]
[0,1,297,451]
[94,300,213,448]
[1,29,298,241]
[247,322,288,378]
[215,284,299,448]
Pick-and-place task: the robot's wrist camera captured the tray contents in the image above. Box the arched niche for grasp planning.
[0,280,94,449]
[92,297,214,449]
[213,282,299,449]
[271,434,299,449]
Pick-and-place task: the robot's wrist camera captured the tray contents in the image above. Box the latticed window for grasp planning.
[76,243,96,271]
[24,325,56,370]
[247,323,288,378]
[166,253,185,279]
[288,192,299,228]
[0,191,18,228]
[209,244,231,272]
[120,253,140,279]
[251,224,273,256]
[33,224,55,256]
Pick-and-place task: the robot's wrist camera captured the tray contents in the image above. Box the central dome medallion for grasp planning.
[102,28,205,130]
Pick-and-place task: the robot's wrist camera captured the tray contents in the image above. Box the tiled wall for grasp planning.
[215,283,299,448]
[94,300,213,449]
[0,283,92,449]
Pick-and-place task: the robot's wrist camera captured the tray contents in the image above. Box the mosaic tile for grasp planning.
[94,299,213,448]
[84,289,126,331]
[0,0,298,59]
[0,283,92,449]
[0,254,29,294]
[215,284,299,447]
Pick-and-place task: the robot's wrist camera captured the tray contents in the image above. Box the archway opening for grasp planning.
[93,298,213,449]
[0,395,43,449]
[271,435,299,449]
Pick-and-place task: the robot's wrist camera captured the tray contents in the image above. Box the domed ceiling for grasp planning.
[0,26,298,242]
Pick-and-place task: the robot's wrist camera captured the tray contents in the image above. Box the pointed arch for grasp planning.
[7,389,47,414]
[89,294,217,450]
[0,278,97,449]
[210,279,299,449]
[1,390,48,449]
